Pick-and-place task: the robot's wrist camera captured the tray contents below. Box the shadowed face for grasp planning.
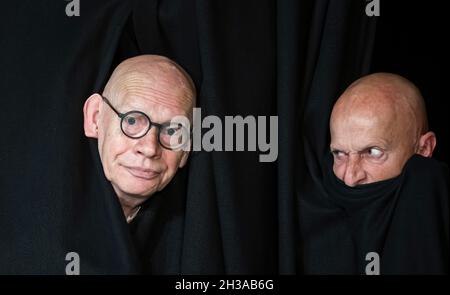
[329,74,434,187]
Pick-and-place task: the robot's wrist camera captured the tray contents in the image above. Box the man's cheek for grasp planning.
[368,162,396,180]
[158,168,175,190]
[333,163,345,179]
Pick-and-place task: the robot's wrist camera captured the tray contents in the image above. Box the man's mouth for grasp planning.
[124,166,161,180]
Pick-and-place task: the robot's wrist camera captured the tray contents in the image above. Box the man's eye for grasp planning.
[163,124,182,136]
[332,150,347,159]
[167,128,176,136]
[127,117,136,125]
[367,147,383,158]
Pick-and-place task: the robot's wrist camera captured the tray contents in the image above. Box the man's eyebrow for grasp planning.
[359,140,390,150]
[330,142,390,153]
[329,146,345,153]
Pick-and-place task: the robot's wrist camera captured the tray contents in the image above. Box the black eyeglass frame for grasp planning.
[101,95,188,150]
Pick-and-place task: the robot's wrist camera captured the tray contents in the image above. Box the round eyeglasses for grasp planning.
[102,96,190,150]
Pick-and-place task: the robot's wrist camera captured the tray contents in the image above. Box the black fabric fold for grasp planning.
[298,153,449,274]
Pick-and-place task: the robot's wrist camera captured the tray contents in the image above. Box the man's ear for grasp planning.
[83,93,102,138]
[179,151,189,168]
[416,131,437,157]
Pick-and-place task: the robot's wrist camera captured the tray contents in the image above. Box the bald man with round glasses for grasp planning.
[83,55,195,223]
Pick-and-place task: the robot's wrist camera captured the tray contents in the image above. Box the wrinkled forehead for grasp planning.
[108,73,193,117]
[117,92,191,122]
[330,93,404,150]
[330,110,395,149]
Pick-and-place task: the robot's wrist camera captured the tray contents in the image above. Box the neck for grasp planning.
[121,202,141,222]
[112,187,144,223]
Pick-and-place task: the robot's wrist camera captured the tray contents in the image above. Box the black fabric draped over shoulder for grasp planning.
[298,153,449,274]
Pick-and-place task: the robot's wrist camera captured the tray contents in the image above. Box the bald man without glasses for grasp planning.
[83,55,196,223]
[298,73,447,274]
[330,73,437,187]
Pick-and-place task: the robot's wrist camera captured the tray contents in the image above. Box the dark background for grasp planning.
[0,0,447,274]
[372,1,448,165]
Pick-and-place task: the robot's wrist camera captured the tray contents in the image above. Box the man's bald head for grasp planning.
[330,73,436,186]
[103,55,196,117]
[332,73,428,139]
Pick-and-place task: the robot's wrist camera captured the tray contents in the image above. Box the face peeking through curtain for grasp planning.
[83,55,196,221]
[329,73,437,187]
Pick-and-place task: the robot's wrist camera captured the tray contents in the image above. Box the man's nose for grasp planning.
[134,127,162,158]
[343,155,366,187]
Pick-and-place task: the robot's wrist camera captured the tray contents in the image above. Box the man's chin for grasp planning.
[120,186,158,199]
[114,176,160,198]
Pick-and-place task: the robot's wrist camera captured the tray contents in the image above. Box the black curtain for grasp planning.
[0,0,414,274]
